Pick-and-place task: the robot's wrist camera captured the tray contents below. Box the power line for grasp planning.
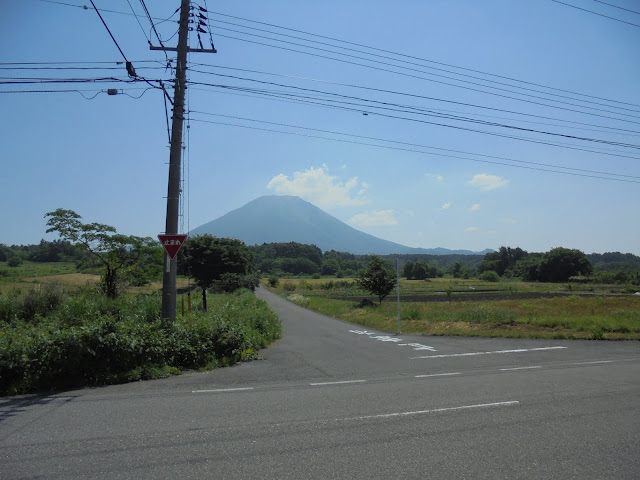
[190,81,640,160]
[592,0,640,15]
[190,64,640,136]
[34,0,638,111]
[210,19,640,116]
[552,0,640,28]
[186,73,640,150]
[88,0,133,73]
[210,10,640,109]
[138,0,168,50]
[189,111,640,180]
[214,32,640,126]
[126,0,152,47]
[187,117,640,184]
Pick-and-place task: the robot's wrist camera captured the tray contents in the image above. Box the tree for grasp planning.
[452,262,463,278]
[402,260,415,279]
[45,208,160,298]
[180,235,256,310]
[537,247,593,282]
[478,246,528,277]
[480,270,500,282]
[321,257,340,276]
[356,256,396,304]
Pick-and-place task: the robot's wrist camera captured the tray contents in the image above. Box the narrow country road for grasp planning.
[1,287,639,479]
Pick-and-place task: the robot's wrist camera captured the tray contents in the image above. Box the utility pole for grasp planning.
[396,257,401,334]
[153,0,216,323]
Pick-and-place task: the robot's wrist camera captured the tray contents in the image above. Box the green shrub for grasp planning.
[267,276,279,288]
[7,256,23,267]
[282,281,296,291]
[481,270,500,282]
[0,290,281,396]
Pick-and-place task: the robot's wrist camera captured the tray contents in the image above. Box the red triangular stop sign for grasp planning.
[158,234,188,260]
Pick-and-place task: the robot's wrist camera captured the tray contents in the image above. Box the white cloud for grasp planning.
[267,165,368,209]
[441,201,452,210]
[348,209,398,227]
[465,226,479,232]
[467,174,509,191]
[425,173,444,182]
[470,203,481,212]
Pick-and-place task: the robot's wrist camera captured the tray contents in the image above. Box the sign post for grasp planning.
[158,234,188,269]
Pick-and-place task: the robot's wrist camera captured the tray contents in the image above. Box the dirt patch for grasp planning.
[24,273,100,286]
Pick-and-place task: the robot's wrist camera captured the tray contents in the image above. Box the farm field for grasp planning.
[0,261,192,295]
[266,277,640,340]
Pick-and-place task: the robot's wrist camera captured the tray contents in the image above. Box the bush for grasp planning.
[267,276,279,288]
[481,270,500,282]
[213,273,259,293]
[7,256,22,267]
[282,281,296,291]
[0,290,281,396]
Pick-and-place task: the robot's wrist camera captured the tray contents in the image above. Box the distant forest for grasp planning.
[2,240,639,285]
[249,242,640,284]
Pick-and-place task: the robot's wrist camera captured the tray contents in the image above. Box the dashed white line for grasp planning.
[342,401,520,421]
[310,380,367,386]
[415,372,462,378]
[572,360,614,365]
[192,387,254,393]
[499,366,542,371]
[412,346,567,359]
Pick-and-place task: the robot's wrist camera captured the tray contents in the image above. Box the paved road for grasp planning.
[1,287,639,479]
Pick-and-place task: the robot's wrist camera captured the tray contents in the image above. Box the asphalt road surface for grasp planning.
[1,287,638,479]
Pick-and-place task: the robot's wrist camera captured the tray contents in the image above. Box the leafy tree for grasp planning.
[7,255,23,267]
[404,260,443,280]
[452,262,463,278]
[26,239,80,263]
[402,260,415,279]
[478,246,528,277]
[512,255,542,281]
[279,257,319,275]
[480,270,500,282]
[181,235,256,309]
[321,257,340,276]
[0,244,10,262]
[537,247,593,282]
[45,208,160,298]
[356,255,396,304]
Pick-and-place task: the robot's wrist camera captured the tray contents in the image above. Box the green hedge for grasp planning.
[0,289,281,396]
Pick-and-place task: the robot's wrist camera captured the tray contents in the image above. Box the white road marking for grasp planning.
[342,401,520,421]
[412,346,567,359]
[499,366,542,371]
[310,380,367,386]
[192,387,254,393]
[572,360,614,365]
[348,330,436,351]
[415,372,461,378]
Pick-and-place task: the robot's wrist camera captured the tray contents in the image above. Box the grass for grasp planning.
[0,287,281,396]
[0,261,192,296]
[266,277,640,340]
[263,276,638,298]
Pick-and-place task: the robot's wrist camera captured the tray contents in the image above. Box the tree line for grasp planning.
[4,211,639,294]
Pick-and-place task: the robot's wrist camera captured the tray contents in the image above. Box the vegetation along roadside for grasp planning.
[266,268,640,341]
[0,211,281,397]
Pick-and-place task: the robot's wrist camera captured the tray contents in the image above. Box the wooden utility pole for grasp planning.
[153,0,216,323]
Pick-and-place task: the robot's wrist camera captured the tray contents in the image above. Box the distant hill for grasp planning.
[190,195,493,256]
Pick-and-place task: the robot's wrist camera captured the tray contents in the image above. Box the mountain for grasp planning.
[190,195,492,256]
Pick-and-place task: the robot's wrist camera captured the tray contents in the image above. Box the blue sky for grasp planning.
[1,0,639,254]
